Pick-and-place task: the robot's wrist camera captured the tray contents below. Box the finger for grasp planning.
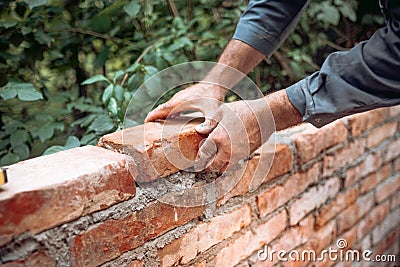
[194,138,218,172]
[205,143,231,172]
[195,109,223,134]
[145,102,175,122]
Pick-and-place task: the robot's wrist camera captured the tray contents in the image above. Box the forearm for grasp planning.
[202,39,265,98]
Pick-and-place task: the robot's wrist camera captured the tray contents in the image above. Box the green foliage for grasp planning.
[0,0,383,166]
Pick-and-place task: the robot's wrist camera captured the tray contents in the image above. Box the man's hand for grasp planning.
[145,83,226,127]
[194,97,275,172]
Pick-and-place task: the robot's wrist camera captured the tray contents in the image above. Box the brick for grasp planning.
[366,122,397,148]
[289,177,340,226]
[357,201,390,241]
[158,204,252,266]
[214,210,286,267]
[372,208,400,246]
[98,116,205,182]
[2,251,55,267]
[360,164,391,194]
[308,220,336,254]
[395,158,400,172]
[391,191,400,210]
[323,138,366,177]
[189,261,206,267]
[128,260,143,267]
[389,105,400,117]
[337,192,374,235]
[217,143,293,205]
[294,120,348,164]
[71,201,205,267]
[0,146,135,247]
[374,226,400,258]
[376,174,400,203]
[347,108,387,137]
[344,151,382,188]
[257,163,319,218]
[385,138,400,162]
[272,215,314,252]
[315,187,358,228]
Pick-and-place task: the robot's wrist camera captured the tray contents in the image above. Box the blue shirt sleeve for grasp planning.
[232,0,310,57]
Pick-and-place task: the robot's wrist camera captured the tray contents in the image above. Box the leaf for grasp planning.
[1,82,43,101]
[34,29,54,46]
[89,114,114,135]
[80,133,97,145]
[107,97,118,115]
[43,145,64,155]
[64,136,80,149]
[13,143,30,160]
[102,84,114,103]
[37,124,54,142]
[126,62,140,73]
[114,85,124,102]
[10,130,29,146]
[23,0,47,9]
[318,3,340,26]
[123,1,141,18]
[0,87,17,100]
[81,74,110,85]
[1,152,20,166]
[17,85,44,101]
[340,4,357,22]
[113,70,125,83]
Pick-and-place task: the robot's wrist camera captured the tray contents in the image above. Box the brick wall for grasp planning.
[1,106,399,267]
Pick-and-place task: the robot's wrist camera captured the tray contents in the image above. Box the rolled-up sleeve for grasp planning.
[286,0,400,127]
[233,0,309,57]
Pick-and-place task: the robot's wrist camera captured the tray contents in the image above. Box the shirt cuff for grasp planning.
[232,20,280,57]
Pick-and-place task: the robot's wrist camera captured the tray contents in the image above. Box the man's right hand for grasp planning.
[144,83,226,129]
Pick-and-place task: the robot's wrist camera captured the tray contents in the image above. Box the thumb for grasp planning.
[195,118,219,134]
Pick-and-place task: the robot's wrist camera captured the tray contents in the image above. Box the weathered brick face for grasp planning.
[1,106,399,266]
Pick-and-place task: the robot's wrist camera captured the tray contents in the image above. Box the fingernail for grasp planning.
[195,123,204,131]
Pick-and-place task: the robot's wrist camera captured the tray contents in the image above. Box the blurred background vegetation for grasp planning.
[0,0,384,165]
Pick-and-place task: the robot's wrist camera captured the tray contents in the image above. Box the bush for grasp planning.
[0,0,383,165]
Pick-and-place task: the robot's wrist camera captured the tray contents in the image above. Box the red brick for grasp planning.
[294,120,348,164]
[337,192,374,235]
[345,151,382,188]
[99,116,206,182]
[357,201,390,241]
[2,251,55,267]
[289,177,340,226]
[372,208,400,246]
[0,146,135,246]
[389,105,400,117]
[217,143,293,205]
[129,260,143,267]
[360,164,391,194]
[308,220,336,253]
[214,210,287,267]
[376,174,400,203]
[71,201,205,267]
[158,204,252,266]
[315,187,358,228]
[272,215,314,253]
[189,261,206,267]
[367,122,397,148]
[395,158,400,172]
[373,225,400,256]
[323,138,366,177]
[257,163,319,218]
[385,138,400,162]
[347,108,387,136]
[391,191,400,210]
